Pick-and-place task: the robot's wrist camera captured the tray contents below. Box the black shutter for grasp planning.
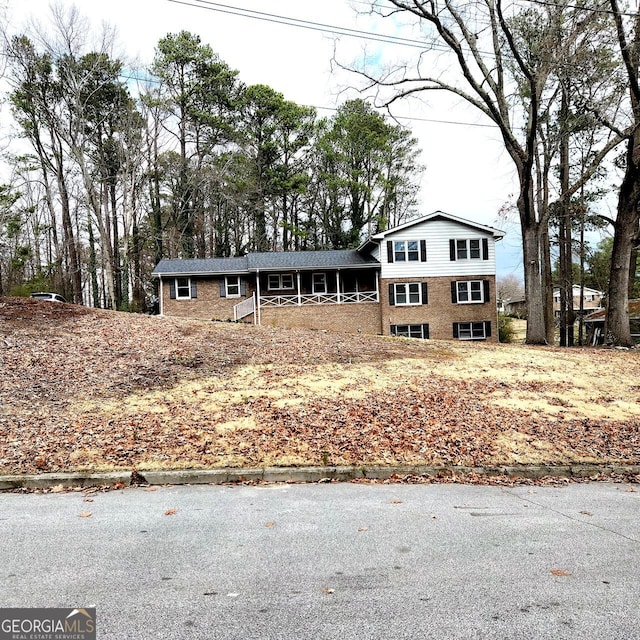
[422,323,430,339]
[390,325,397,336]
[485,321,492,337]
[388,283,395,306]
[453,323,459,339]
[420,239,427,262]
[219,279,226,298]
[422,282,428,304]
[449,239,456,261]
[240,279,247,297]
[483,280,490,303]
[190,280,197,299]
[169,280,176,300]
[387,241,394,263]
[482,238,489,260]
[451,281,458,303]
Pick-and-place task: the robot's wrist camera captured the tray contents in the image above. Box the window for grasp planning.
[312,272,327,294]
[387,239,427,263]
[389,282,428,306]
[450,238,488,261]
[176,277,192,300]
[394,283,421,305]
[394,240,420,262]
[391,324,429,339]
[454,321,491,340]
[456,281,483,303]
[225,276,241,298]
[268,273,294,290]
[451,280,490,304]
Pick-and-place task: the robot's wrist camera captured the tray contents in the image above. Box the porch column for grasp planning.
[256,270,262,325]
[159,276,164,315]
[297,271,302,305]
[375,271,379,302]
[336,271,341,304]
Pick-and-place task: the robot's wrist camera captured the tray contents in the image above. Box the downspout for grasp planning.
[297,271,302,306]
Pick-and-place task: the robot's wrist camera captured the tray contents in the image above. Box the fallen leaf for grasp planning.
[579,510,592,516]
[358,527,369,532]
[390,500,403,504]
[551,569,571,576]
[322,588,335,595]
[144,487,158,492]
[625,488,637,493]
[79,512,92,518]
[264,522,275,528]
[83,497,94,503]
[165,509,177,516]
[113,482,125,490]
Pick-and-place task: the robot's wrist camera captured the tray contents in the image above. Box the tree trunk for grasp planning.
[607,126,640,346]
[521,223,548,344]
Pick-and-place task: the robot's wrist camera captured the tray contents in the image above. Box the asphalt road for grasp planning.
[1,481,639,639]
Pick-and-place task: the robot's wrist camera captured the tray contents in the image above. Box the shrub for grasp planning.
[498,313,516,343]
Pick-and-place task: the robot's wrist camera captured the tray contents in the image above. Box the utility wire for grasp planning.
[523,0,638,17]
[167,0,435,49]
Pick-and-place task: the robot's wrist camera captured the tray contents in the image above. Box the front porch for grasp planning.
[233,268,380,321]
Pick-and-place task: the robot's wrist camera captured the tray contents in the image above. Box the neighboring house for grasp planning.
[584,299,640,345]
[503,296,527,318]
[152,211,505,342]
[552,285,604,316]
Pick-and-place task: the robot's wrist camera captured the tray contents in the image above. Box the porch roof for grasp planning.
[247,249,379,271]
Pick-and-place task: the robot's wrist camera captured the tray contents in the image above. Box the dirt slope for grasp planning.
[1,296,639,475]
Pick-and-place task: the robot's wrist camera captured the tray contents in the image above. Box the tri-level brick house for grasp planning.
[152,211,505,341]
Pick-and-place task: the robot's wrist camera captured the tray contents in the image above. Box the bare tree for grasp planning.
[352,0,608,343]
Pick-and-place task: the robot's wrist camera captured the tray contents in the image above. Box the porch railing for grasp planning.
[260,291,378,308]
[233,295,256,320]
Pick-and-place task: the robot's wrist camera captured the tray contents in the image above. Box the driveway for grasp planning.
[1,481,638,639]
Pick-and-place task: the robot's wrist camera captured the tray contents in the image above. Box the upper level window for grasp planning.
[388,239,426,263]
[268,273,294,290]
[394,240,420,262]
[450,238,488,261]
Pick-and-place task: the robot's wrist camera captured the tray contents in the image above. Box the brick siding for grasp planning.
[161,277,256,321]
[260,303,381,335]
[381,275,498,342]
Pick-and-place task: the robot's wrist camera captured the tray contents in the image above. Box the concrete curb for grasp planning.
[1,464,639,490]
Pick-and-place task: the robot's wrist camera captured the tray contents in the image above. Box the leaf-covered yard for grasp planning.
[1,297,639,475]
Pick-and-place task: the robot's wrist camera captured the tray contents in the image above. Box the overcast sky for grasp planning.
[4,0,526,276]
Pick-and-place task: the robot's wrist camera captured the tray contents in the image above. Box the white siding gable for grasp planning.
[379,218,498,278]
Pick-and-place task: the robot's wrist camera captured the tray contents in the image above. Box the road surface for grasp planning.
[1,481,638,639]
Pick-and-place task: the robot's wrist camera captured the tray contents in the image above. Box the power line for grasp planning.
[118,70,497,128]
[167,0,435,49]
[523,0,638,17]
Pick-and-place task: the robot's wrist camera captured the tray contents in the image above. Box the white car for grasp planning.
[30,292,66,303]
